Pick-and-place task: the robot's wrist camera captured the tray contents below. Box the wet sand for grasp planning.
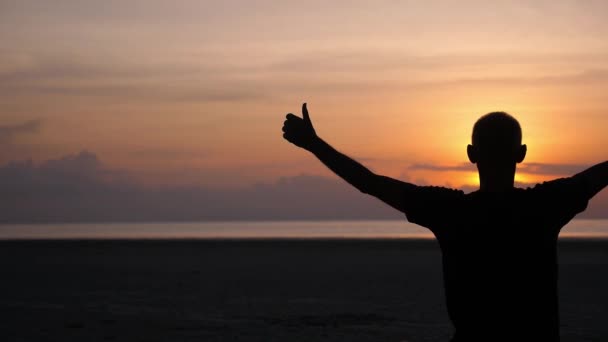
[0,238,606,341]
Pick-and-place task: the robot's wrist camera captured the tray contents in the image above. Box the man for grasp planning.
[281,103,607,341]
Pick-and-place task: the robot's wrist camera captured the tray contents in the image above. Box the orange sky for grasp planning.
[1,1,607,189]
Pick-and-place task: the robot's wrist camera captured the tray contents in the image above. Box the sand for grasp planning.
[0,238,606,341]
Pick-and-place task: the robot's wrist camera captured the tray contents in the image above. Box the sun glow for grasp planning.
[1,1,606,191]
[514,172,532,185]
[457,170,551,189]
[464,172,480,187]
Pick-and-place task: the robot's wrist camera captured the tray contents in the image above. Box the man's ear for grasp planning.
[467,144,477,164]
[516,144,527,163]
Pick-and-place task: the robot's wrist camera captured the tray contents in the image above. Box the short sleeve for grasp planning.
[530,177,589,225]
[403,186,464,231]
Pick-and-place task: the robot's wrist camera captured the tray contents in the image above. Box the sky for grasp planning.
[1,1,607,221]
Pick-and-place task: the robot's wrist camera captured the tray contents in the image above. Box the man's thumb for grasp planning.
[302,102,312,124]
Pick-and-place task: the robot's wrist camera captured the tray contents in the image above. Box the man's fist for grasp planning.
[282,103,317,150]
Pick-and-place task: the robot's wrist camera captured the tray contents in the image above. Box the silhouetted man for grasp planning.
[282,103,607,341]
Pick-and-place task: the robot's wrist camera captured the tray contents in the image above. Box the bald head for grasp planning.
[472,112,522,148]
[468,112,526,165]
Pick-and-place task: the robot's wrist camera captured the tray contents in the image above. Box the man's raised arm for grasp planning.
[572,160,608,200]
[281,103,416,213]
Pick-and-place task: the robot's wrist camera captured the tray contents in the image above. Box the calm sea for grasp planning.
[0,219,607,239]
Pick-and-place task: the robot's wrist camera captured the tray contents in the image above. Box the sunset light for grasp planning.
[1,1,607,220]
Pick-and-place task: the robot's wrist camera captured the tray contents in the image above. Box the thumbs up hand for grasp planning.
[282,103,318,150]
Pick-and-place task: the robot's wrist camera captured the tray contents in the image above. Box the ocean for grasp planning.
[2,222,607,341]
[1,219,607,239]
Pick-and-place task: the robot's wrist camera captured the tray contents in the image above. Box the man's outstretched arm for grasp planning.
[572,161,608,200]
[282,103,416,213]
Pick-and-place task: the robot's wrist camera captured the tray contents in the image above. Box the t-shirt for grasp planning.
[403,177,589,341]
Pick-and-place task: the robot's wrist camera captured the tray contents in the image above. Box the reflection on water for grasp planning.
[0,219,607,240]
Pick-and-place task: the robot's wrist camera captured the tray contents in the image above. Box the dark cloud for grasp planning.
[0,152,399,223]
[0,152,605,223]
[128,147,209,160]
[0,119,41,143]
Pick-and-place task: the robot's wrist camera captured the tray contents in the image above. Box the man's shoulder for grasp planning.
[403,185,465,226]
[413,185,466,197]
[519,177,590,220]
[405,185,464,214]
[524,177,583,195]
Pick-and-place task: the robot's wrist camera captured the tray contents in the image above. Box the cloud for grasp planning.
[0,152,605,223]
[4,48,608,107]
[0,78,263,104]
[263,50,608,93]
[0,119,41,143]
[127,147,209,160]
[0,53,265,103]
[409,163,474,172]
[268,50,608,74]
[0,152,399,223]
[519,163,589,176]
[409,162,590,176]
[436,69,608,88]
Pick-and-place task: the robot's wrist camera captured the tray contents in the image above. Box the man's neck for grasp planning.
[476,163,517,193]
[478,174,516,193]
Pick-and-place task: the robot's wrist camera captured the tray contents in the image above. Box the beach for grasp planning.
[0,238,607,341]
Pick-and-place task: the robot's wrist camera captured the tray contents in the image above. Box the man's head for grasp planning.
[467,112,527,166]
